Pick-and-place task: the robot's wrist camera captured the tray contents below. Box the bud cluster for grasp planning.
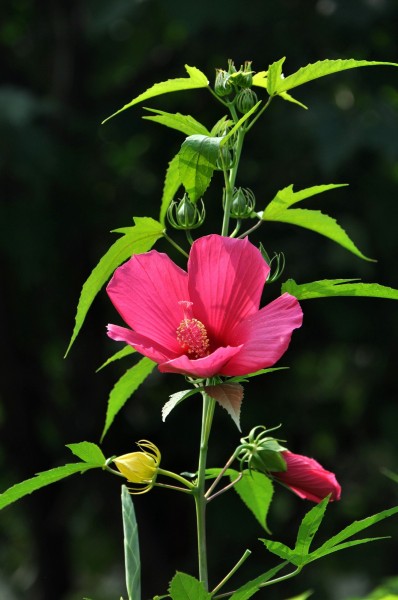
[214,60,258,114]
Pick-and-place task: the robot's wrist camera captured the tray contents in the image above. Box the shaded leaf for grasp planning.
[65,217,164,354]
[230,469,274,533]
[229,562,288,600]
[143,108,210,136]
[205,383,243,430]
[122,486,141,600]
[102,65,209,123]
[281,279,398,301]
[178,135,221,201]
[0,463,97,510]
[66,441,106,465]
[96,345,136,372]
[159,153,182,225]
[169,572,211,600]
[294,496,329,565]
[101,358,156,441]
[310,505,398,561]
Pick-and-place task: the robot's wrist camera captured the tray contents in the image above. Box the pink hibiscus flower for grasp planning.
[106,234,303,379]
[273,451,342,503]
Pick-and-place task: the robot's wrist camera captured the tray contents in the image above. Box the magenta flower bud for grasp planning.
[273,450,341,503]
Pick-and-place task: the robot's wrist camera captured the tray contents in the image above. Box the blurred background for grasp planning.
[1,0,398,598]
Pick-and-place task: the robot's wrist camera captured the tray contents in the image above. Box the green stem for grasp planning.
[211,549,251,595]
[193,391,216,589]
[163,230,189,258]
[221,127,245,237]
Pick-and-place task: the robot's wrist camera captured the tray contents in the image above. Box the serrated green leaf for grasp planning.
[162,388,200,422]
[143,108,210,137]
[309,536,389,562]
[178,135,221,201]
[266,57,286,95]
[102,65,209,124]
[122,486,141,600]
[0,463,97,510]
[279,91,308,110]
[261,539,296,562]
[96,345,136,372]
[274,58,398,94]
[160,153,182,225]
[228,366,288,384]
[252,70,268,90]
[66,441,106,465]
[220,101,262,145]
[168,572,211,600]
[231,469,274,533]
[263,207,371,261]
[262,184,348,215]
[259,184,371,259]
[65,217,164,355]
[281,279,398,301]
[101,357,156,441]
[293,496,329,565]
[229,562,288,600]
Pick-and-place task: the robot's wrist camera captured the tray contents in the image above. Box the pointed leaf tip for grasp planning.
[205,383,244,430]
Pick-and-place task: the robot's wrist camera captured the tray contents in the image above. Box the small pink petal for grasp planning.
[107,250,188,353]
[107,324,178,364]
[158,345,243,378]
[220,293,303,376]
[187,235,269,345]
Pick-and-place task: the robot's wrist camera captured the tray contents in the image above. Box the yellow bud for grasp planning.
[113,440,161,494]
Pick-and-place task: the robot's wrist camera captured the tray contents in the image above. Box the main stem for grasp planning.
[194,391,216,589]
[221,110,246,237]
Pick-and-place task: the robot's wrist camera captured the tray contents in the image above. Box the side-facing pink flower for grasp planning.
[273,450,342,503]
[106,234,303,379]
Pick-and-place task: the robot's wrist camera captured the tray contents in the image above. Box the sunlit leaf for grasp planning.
[101,357,156,441]
[205,383,243,430]
[252,70,268,89]
[266,57,286,95]
[281,279,398,301]
[159,153,182,225]
[0,463,98,510]
[178,135,221,201]
[96,345,136,372]
[102,65,209,123]
[143,108,210,136]
[293,496,329,565]
[66,441,106,465]
[65,217,163,355]
[122,486,141,600]
[279,91,308,110]
[260,184,372,261]
[169,572,211,600]
[275,58,398,94]
[230,469,274,533]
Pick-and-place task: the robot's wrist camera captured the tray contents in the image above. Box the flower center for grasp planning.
[176,301,210,359]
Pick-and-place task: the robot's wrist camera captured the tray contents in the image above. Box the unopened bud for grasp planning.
[230,187,256,219]
[113,440,161,494]
[235,88,258,114]
[167,195,205,230]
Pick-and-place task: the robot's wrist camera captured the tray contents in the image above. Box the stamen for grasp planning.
[177,302,210,359]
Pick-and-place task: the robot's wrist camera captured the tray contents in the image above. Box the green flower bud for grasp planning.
[167,194,205,230]
[214,69,234,97]
[230,187,256,219]
[235,88,258,114]
[231,61,254,88]
[237,425,287,474]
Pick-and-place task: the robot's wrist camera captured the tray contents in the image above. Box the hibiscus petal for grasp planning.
[107,324,179,363]
[107,250,188,352]
[219,293,303,376]
[187,235,269,345]
[158,345,243,378]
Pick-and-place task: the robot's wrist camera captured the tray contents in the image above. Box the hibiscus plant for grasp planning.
[2,57,398,599]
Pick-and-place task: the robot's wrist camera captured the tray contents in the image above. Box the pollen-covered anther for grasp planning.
[176,316,210,359]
